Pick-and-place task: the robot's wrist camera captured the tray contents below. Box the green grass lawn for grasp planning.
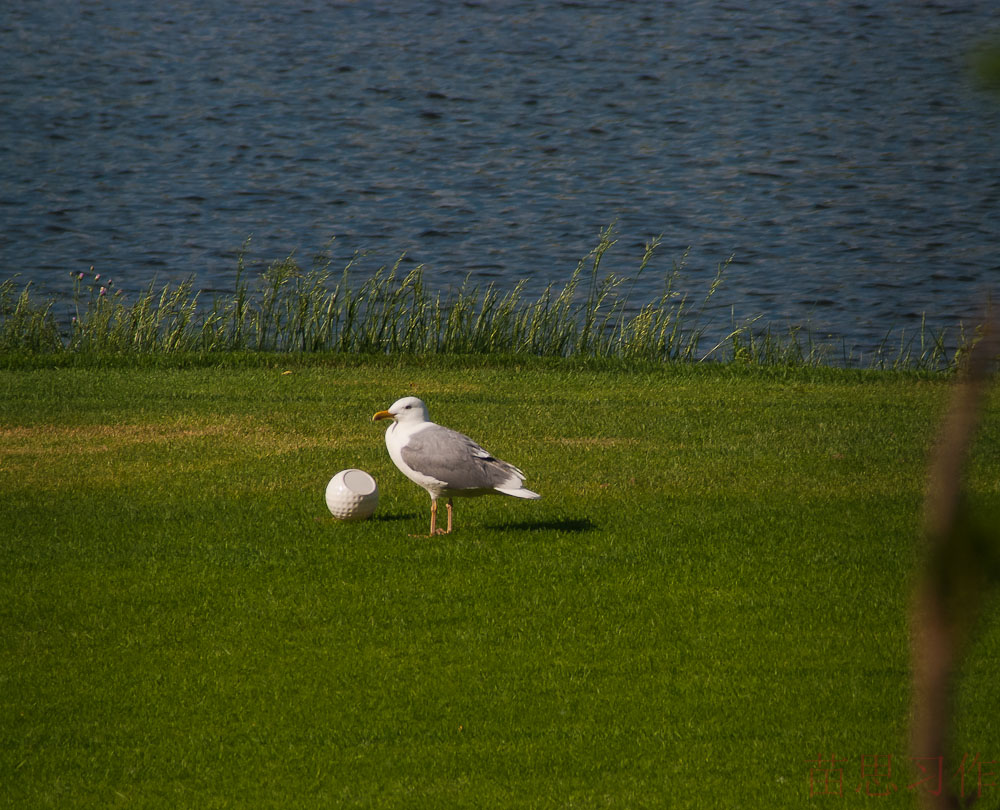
[1,358,998,808]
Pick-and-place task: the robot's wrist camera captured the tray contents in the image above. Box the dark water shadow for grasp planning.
[484,518,597,533]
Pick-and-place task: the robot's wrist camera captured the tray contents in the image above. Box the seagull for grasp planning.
[372,396,540,535]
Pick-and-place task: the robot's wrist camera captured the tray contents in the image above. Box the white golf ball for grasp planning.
[325,469,379,521]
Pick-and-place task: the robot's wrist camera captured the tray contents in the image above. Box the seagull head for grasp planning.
[372,396,430,424]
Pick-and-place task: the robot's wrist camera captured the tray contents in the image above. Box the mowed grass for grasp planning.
[1,359,998,809]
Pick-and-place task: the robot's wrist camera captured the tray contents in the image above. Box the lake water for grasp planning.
[2,1,999,356]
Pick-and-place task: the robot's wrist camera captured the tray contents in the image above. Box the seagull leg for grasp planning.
[429,499,438,536]
[419,498,452,537]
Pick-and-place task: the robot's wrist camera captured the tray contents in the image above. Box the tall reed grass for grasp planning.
[0,228,978,370]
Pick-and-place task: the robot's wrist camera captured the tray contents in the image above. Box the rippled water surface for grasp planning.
[2,1,999,353]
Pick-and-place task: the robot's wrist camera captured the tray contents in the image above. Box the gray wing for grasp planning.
[401,424,523,491]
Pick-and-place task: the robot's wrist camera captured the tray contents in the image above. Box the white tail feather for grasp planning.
[495,486,541,499]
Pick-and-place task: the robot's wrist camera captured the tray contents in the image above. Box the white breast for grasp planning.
[385,422,448,498]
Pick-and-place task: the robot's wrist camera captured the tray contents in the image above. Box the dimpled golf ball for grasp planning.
[325,469,379,521]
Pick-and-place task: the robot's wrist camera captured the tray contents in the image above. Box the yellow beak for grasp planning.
[372,410,393,422]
